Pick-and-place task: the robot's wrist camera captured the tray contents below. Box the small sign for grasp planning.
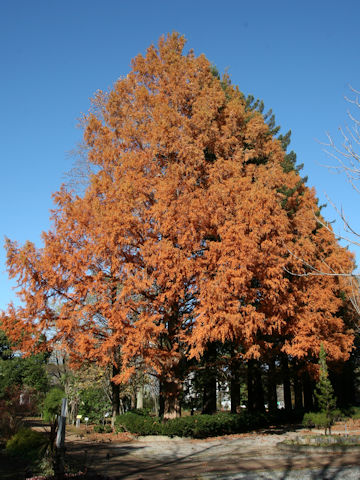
[84,417,89,422]
[76,415,82,419]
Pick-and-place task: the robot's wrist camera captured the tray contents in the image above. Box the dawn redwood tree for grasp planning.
[188,112,355,376]
[1,33,356,417]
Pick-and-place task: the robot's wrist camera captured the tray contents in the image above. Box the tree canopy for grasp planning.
[1,33,356,416]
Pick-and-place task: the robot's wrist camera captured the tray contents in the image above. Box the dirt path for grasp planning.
[64,429,360,480]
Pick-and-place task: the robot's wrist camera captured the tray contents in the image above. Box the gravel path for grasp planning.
[202,466,360,479]
[66,430,360,479]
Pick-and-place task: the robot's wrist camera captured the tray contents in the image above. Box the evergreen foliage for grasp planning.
[6,427,47,462]
[115,410,269,438]
[302,344,338,434]
[0,354,49,398]
[315,344,337,415]
[42,387,64,422]
[0,329,13,360]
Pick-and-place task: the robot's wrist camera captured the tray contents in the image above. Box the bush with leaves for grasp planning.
[115,412,162,436]
[115,410,269,438]
[78,387,111,423]
[94,424,112,434]
[6,427,47,462]
[348,406,360,419]
[0,385,39,441]
[41,386,65,465]
[0,330,49,397]
[42,387,64,422]
[302,412,334,434]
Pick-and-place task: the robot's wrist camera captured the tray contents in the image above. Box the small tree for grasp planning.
[315,344,336,433]
[42,387,64,455]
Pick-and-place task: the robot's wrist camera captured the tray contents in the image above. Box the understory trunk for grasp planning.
[303,372,314,411]
[267,358,277,413]
[247,360,264,412]
[293,367,303,410]
[230,357,241,414]
[111,364,120,418]
[202,343,217,414]
[254,361,265,412]
[247,360,255,411]
[136,385,144,409]
[281,355,292,411]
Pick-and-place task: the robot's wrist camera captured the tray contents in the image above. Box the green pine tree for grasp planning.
[315,344,336,416]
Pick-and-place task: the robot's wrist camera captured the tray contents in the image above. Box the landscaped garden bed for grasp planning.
[279,434,360,451]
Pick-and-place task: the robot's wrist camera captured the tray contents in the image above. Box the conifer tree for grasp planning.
[315,344,336,416]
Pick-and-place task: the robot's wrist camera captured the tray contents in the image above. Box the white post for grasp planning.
[56,398,68,448]
[76,415,82,428]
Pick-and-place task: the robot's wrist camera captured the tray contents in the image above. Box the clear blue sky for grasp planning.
[1,0,359,310]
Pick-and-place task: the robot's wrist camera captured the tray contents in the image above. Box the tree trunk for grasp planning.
[281,355,292,411]
[153,387,159,416]
[158,383,165,418]
[293,369,303,411]
[136,385,144,409]
[254,361,265,412]
[202,343,217,414]
[230,357,241,414]
[267,358,277,413]
[111,364,120,417]
[330,362,356,409]
[247,360,255,411]
[303,373,314,411]
[159,379,181,419]
[202,376,217,414]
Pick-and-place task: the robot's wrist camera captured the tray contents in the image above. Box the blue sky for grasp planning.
[1,0,359,310]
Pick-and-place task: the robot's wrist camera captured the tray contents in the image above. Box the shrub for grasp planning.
[129,408,151,416]
[78,387,111,423]
[42,387,64,422]
[6,427,47,461]
[267,408,304,425]
[349,406,360,420]
[331,409,344,421]
[0,385,24,440]
[93,424,112,434]
[302,411,334,434]
[115,410,270,438]
[163,416,199,437]
[104,424,112,433]
[94,424,104,433]
[303,412,316,429]
[115,412,162,435]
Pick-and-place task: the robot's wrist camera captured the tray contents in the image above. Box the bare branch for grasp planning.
[287,88,360,316]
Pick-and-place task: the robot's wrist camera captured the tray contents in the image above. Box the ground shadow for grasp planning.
[64,436,360,479]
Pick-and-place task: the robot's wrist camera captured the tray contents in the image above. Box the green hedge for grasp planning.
[115,411,270,438]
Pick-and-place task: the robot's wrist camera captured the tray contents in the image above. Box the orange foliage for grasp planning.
[1,34,355,392]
